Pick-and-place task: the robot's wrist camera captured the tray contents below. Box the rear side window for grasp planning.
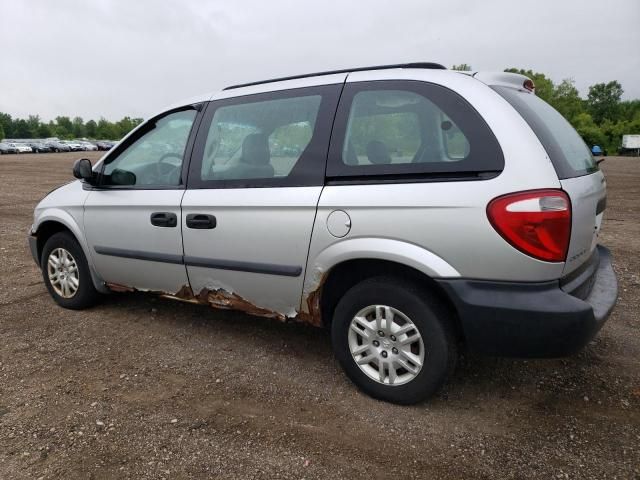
[199,95,321,181]
[188,84,341,189]
[342,90,470,166]
[327,80,503,179]
[493,86,597,179]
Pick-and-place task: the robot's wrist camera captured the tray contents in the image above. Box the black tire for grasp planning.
[331,276,457,405]
[41,231,100,309]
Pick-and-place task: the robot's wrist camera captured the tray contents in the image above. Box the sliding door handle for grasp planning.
[150,212,177,227]
[186,214,217,229]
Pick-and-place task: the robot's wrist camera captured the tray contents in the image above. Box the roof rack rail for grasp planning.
[223,62,447,90]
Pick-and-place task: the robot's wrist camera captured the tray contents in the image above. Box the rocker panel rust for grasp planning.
[105,275,327,327]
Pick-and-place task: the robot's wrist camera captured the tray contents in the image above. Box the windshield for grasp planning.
[493,86,597,179]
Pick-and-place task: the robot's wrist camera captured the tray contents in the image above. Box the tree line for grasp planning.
[454,64,640,153]
[3,67,640,151]
[0,113,143,141]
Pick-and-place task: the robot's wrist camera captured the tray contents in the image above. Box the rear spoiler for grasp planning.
[456,71,536,94]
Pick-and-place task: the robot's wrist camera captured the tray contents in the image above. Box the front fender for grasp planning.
[303,237,460,296]
[34,208,86,252]
[33,208,109,293]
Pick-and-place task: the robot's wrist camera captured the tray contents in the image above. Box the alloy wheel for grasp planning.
[348,304,425,386]
[47,247,79,298]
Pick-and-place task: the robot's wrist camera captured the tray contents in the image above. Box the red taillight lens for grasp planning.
[523,79,535,92]
[487,190,571,262]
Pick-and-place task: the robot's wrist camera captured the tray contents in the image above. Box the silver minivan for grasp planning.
[29,63,618,404]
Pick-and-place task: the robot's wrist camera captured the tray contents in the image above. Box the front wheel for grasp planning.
[331,276,457,404]
[41,232,100,309]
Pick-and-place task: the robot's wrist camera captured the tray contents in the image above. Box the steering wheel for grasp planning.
[151,153,182,184]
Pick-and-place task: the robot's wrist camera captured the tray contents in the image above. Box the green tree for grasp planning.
[600,119,628,150]
[618,99,640,124]
[37,123,52,138]
[72,117,85,138]
[115,116,136,139]
[55,116,73,138]
[85,119,97,138]
[451,63,472,71]
[13,119,31,138]
[0,113,13,138]
[587,81,623,123]
[0,123,5,141]
[26,115,42,138]
[96,118,117,139]
[573,112,606,147]
[552,79,584,123]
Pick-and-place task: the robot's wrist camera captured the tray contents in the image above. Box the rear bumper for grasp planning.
[436,245,617,358]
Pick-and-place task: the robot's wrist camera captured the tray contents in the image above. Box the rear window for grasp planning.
[493,86,597,179]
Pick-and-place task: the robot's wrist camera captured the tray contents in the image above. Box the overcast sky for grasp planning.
[1,0,638,121]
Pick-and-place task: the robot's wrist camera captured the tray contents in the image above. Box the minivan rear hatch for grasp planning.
[492,86,606,277]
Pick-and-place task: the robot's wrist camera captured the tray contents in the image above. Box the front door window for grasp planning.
[102,109,196,187]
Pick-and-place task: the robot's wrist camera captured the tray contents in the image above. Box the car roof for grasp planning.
[165,64,535,112]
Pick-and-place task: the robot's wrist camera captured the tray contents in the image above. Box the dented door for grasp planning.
[181,187,323,318]
[181,83,343,320]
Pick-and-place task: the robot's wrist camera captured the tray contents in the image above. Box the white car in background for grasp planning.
[10,143,33,153]
[61,141,85,152]
[77,141,99,151]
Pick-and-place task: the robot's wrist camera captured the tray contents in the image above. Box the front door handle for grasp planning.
[186,214,217,229]
[150,212,177,227]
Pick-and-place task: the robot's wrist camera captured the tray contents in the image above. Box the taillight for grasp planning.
[487,190,571,262]
[523,79,535,92]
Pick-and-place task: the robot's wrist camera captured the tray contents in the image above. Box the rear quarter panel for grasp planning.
[560,171,607,275]
[304,70,566,298]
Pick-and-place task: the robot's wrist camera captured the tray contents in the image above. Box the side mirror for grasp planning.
[73,158,95,184]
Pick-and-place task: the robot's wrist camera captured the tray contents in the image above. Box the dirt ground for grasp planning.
[0,152,638,479]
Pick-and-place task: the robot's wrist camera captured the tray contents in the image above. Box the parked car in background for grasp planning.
[28,142,52,153]
[0,142,18,154]
[61,141,84,152]
[45,141,71,152]
[28,64,618,405]
[10,143,33,153]
[96,141,115,151]
[77,141,98,151]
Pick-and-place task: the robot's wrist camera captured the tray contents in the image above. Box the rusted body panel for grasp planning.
[106,281,325,327]
[105,282,136,293]
[296,271,327,327]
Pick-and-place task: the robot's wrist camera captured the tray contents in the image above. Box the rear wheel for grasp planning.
[41,232,100,309]
[331,276,457,404]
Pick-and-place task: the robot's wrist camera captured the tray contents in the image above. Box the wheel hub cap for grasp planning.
[348,305,425,386]
[47,247,79,299]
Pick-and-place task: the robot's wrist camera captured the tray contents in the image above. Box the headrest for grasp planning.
[366,140,392,165]
[241,133,270,166]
